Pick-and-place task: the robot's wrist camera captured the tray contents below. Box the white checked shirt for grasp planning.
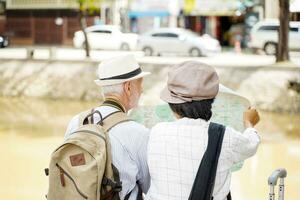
[65,105,150,200]
[145,117,260,200]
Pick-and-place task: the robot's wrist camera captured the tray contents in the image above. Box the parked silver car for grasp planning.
[137,28,221,56]
[248,20,300,55]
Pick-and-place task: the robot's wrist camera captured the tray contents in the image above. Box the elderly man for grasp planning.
[65,55,150,200]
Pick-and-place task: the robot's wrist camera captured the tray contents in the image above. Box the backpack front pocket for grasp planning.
[56,163,88,199]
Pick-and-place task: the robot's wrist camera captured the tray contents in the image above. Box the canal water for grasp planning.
[0,97,299,200]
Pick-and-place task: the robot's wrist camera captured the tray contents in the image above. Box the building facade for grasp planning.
[1,0,122,45]
[127,0,180,33]
[264,0,300,21]
[182,0,264,47]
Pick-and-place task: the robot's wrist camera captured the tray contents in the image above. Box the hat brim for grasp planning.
[94,71,151,86]
[160,86,187,104]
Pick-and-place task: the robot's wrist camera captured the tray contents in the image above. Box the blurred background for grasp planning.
[0,0,300,200]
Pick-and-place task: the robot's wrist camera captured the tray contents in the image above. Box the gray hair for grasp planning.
[101,83,124,96]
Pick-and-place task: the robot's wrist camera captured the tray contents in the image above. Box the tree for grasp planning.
[77,0,99,57]
[276,0,290,62]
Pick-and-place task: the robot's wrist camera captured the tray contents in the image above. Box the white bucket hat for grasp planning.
[94,54,150,86]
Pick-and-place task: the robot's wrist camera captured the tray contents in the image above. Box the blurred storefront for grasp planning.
[264,0,300,21]
[3,0,99,45]
[1,0,124,45]
[0,0,5,34]
[2,0,298,46]
[182,0,263,47]
[128,0,180,33]
[290,0,300,21]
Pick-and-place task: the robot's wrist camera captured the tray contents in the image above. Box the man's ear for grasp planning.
[123,81,131,96]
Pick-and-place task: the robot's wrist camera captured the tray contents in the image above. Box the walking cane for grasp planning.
[268,168,287,200]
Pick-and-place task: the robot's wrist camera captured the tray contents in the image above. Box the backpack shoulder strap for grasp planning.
[75,105,132,133]
[188,122,226,200]
[78,109,94,126]
[77,108,104,127]
[99,111,133,199]
[101,111,132,132]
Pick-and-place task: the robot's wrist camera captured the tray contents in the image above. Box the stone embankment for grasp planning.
[1,59,300,113]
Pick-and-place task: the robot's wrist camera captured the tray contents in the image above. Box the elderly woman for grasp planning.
[145,61,260,200]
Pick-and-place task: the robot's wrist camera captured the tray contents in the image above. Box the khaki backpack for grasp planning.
[45,109,133,200]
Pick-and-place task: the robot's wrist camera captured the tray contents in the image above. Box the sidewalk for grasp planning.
[0,46,300,68]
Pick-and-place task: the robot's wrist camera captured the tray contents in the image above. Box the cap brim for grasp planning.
[160,86,186,104]
[94,71,151,86]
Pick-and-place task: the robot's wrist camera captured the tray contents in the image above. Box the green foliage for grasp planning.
[76,0,100,12]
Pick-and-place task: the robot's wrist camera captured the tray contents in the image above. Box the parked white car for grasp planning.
[248,20,300,55]
[73,25,138,50]
[137,28,221,56]
[0,35,9,48]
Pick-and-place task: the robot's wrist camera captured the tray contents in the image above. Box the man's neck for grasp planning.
[104,95,128,113]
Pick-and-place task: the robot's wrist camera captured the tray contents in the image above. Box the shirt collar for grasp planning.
[103,98,126,113]
[175,117,210,126]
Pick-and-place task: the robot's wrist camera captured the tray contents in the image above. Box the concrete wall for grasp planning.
[0,59,300,113]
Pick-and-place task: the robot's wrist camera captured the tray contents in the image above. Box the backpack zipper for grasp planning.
[56,163,88,199]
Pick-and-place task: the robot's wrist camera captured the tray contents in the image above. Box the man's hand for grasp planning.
[243,107,260,128]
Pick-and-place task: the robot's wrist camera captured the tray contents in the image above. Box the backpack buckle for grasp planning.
[102,177,122,192]
[113,182,122,192]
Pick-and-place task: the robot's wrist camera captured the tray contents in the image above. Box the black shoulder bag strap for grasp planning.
[188,122,231,200]
[123,181,143,200]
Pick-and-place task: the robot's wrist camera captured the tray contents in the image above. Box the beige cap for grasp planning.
[94,54,150,86]
[160,61,219,104]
